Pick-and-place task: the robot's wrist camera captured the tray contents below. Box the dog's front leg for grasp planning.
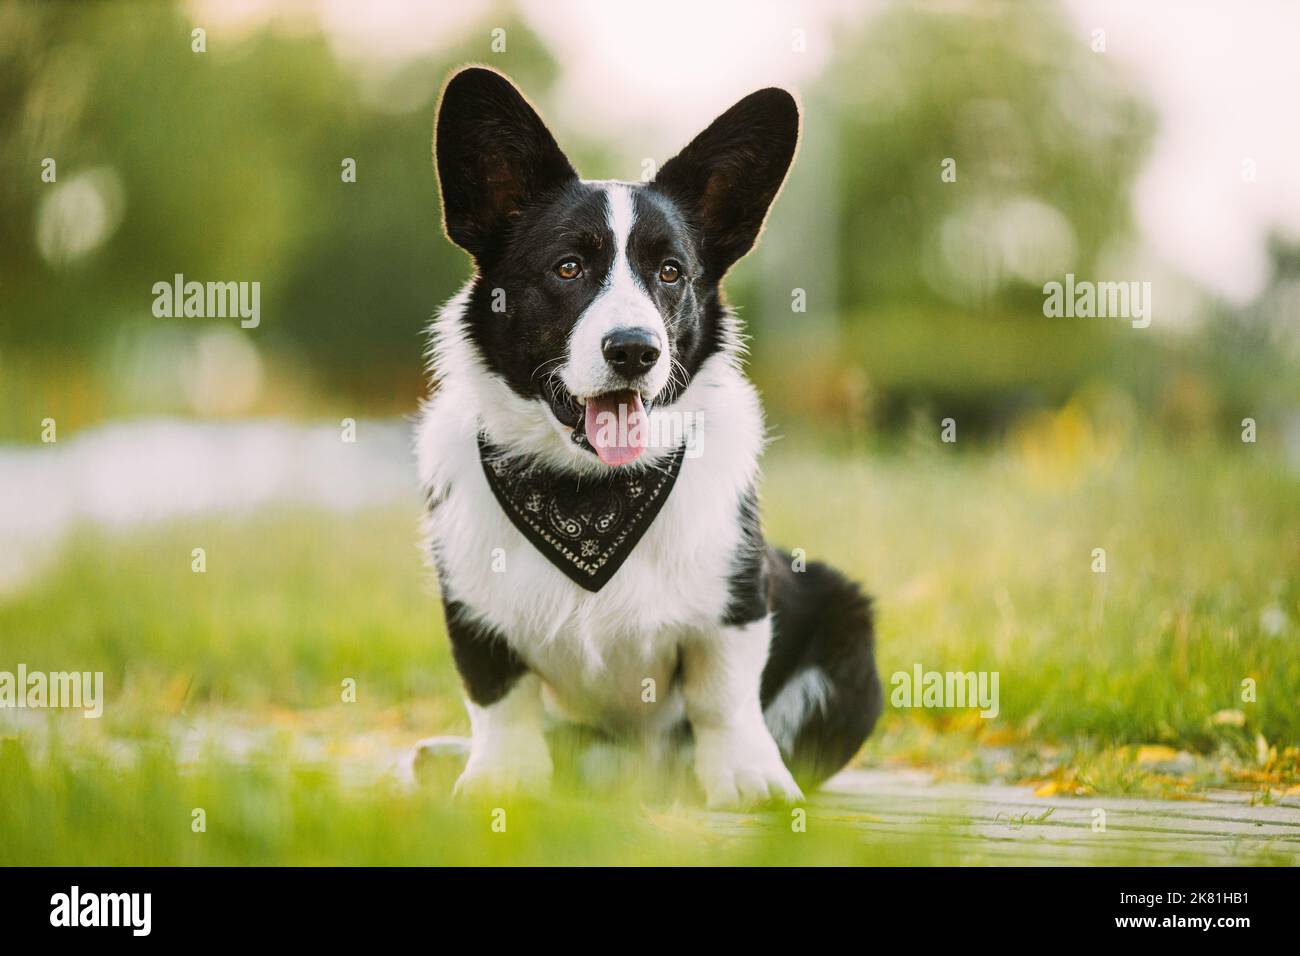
[444,602,552,798]
[455,673,552,798]
[682,616,803,809]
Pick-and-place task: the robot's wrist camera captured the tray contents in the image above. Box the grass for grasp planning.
[1,424,1297,864]
[0,738,1018,866]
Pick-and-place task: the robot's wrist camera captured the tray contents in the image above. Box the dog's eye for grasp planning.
[555,259,582,280]
[659,260,682,284]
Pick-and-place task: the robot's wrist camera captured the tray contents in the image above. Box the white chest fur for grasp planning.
[416,299,764,733]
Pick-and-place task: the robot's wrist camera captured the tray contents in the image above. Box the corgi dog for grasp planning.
[416,68,881,808]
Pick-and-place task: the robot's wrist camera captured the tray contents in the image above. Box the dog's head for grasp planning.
[434,67,798,467]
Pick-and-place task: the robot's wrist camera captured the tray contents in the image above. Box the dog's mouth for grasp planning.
[545,384,652,467]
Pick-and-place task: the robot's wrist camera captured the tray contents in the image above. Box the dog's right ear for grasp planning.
[434,68,577,260]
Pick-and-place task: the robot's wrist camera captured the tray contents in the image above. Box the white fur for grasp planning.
[684,616,804,807]
[454,674,552,797]
[561,182,671,403]
[763,666,833,752]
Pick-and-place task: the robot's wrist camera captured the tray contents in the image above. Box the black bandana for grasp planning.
[478,435,687,592]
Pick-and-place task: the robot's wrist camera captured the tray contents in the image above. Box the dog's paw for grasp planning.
[696,759,804,810]
[693,727,804,810]
[405,736,471,789]
[452,750,553,801]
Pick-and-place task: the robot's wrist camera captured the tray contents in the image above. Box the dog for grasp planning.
[415,67,881,808]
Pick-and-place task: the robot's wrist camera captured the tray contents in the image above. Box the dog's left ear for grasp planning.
[653,88,799,280]
[435,67,577,261]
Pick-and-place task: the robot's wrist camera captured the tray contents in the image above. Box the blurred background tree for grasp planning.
[1,0,1295,443]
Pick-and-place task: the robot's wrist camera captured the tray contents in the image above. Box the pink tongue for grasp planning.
[584,390,647,466]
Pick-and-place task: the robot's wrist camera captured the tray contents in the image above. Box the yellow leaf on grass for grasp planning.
[1033,781,1059,797]
[1135,745,1180,764]
[639,805,722,841]
[161,674,194,712]
[981,728,1019,746]
[1210,709,1246,727]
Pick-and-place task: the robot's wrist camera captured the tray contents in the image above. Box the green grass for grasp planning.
[1,433,1297,864]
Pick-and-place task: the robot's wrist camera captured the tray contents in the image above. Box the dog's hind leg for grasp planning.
[760,550,882,789]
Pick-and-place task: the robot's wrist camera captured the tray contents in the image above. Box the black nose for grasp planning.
[601,327,661,377]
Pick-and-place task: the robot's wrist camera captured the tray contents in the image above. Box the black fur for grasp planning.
[434,68,576,262]
[654,87,800,283]
[760,549,883,787]
[442,599,527,707]
[721,487,769,627]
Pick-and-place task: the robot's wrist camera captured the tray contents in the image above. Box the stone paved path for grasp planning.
[361,735,1300,864]
[749,768,1300,864]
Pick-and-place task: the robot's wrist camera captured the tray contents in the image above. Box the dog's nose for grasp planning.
[601,327,661,377]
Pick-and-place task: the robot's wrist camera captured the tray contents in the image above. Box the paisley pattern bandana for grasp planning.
[478,435,687,592]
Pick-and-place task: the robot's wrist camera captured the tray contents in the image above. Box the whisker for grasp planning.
[530,354,567,383]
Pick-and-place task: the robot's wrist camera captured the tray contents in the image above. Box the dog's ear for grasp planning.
[653,88,799,280]
[435,68,577,260]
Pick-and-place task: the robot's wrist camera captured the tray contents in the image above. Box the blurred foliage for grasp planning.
[825,3,1150,308]
[0,2,565,415]
[0,0,1296,441]
[1,439,1296,750]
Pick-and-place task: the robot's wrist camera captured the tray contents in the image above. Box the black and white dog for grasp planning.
[416,68,881,808]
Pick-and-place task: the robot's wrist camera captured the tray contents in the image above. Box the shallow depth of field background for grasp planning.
[1,0,1298,865]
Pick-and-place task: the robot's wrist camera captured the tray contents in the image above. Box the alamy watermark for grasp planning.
[50,886,150,936]
[1042,273,1151,329]
[0,665,103,718]
[152,273,260,328]
[890,663,999,718]
[589,403,705,458]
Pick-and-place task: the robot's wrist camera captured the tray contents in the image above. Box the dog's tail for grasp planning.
[760,549,882,788]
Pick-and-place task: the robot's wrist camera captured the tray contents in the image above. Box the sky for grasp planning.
[191,0,1300,306]
[1060,0,1300,304]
